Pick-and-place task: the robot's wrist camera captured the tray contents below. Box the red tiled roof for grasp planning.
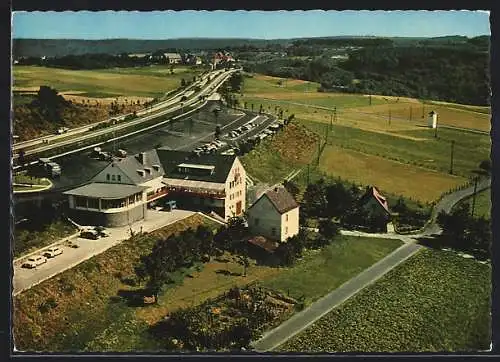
[248,236,279,253]
[371,186,390,214]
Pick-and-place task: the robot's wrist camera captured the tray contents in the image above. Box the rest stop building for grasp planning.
[63,148,246,227]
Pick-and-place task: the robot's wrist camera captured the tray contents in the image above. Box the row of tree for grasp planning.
[242,44,489,105]
[436,202,491,261]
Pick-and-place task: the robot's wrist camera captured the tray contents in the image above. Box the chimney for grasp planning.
[138,152,147,165]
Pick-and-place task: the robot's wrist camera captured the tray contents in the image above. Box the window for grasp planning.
[286,214,288,222]
[117,175,121,182]
[111,175,116,181]
[285,226,288,235]
[271,227,276,235]
[75,196,87,208]
[87,198,99,209]
[106,174,110,181]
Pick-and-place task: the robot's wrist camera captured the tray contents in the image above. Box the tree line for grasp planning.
[243,45,489,105]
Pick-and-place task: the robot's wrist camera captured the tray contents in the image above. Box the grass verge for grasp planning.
[259,236,403,305]
[279,248,491,352]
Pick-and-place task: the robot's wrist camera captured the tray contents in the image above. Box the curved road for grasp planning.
[251,177,491,352]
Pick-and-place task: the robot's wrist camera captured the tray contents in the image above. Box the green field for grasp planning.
[300,120,490,179]
[280,248,491,352]
[259,236,402,304]
[14,211,402,352]
[13,65,202,98]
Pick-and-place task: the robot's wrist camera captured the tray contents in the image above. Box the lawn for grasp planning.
[240,123,320,184]
[14,220,78,259]
[279,248,491,352]
[319,144,466,203]
[13,214,403,352]
[12,65,203,99]
[259,236,402,305]
[240,74,490,133]
[455,188,491,219]
[301,119,490,180]
[13,214,216,352]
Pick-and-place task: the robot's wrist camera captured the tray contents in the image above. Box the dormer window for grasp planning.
[152,164,161,172]
[137,170,145,177]
[144,167,152,175]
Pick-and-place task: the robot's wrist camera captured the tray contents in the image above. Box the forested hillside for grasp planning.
[243,45,490,105]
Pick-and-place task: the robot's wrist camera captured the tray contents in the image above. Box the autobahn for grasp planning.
[12,68,234,162]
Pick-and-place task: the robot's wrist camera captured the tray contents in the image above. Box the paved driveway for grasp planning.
[13,209,194,296]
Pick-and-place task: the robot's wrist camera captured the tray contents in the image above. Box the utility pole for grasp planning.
[409,106,412,121]
[449,140,455,175]
[422,102,425,118]
[334,106,337,123]
[471,176,479,218]
[434,121,438,138]
[369,95,372,106]
[330,113,333,132]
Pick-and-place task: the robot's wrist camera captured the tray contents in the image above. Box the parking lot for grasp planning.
[13,209,194,295]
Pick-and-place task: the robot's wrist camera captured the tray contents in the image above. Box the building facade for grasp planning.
[247,186,299,242]
[63,149,247,227]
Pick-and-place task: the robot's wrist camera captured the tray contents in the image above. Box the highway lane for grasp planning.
[13,70,223,151]
[13,69,236,157]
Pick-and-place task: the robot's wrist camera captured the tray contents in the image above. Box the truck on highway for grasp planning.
[38,158,62,178]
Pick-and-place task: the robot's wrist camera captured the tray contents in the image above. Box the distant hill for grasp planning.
[12,35,489,58]
[12,38,294,58]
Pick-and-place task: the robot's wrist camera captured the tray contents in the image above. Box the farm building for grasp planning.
[358,186,392,231]
[63,149,246,227]
[164,53,182,64]
[247,186,299,242]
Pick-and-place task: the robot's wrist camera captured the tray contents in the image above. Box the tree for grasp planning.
[275,242,296,266]
[282,180,300,200]
[181,78,187,87]
[301,179,328,219]
[479,159,491,174]
[318,218,339,239]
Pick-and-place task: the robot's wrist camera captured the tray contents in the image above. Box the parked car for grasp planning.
[43,247,63,258]
[80,229,100,240]
[22,255,47,269]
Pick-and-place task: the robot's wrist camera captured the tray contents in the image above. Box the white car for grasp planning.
[22,255,47,269]
[43,247,63,258]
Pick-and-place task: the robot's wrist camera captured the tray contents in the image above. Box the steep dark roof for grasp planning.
[249,186,298,215]
[156,149,236,183]
[360,186,391,214]
[104,149,165,185]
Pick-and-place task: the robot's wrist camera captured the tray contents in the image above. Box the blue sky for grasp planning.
[12,10,490,39]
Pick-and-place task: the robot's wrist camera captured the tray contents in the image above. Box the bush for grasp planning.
[39,297,58,313]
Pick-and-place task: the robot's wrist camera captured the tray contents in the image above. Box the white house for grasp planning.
[164,53,182,64]
[428,111,438,129]
[247,186,299,242]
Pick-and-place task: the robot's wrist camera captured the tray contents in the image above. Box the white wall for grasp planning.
[280,206,300,242]
[247,196,282,240]
[92,163,135,185]
[224,157,247,220]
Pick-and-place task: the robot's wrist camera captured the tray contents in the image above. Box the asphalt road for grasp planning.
[251,176,491,352]
[251,241,423,352]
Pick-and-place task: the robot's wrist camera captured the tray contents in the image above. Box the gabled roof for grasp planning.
[63,182,147,199]
[249,186,299,215]
[156,149,237,184]
[361,186,391,214]
[103,150,165,185]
